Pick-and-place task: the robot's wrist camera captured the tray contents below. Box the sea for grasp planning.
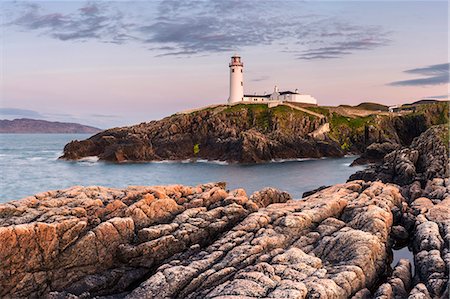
[0,134,366,203]
[1,133,415,269]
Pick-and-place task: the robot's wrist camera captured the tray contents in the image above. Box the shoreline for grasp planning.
[0,125,448,298]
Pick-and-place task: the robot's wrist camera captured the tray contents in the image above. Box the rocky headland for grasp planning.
[60,101,447,163]
[0,118,101,134]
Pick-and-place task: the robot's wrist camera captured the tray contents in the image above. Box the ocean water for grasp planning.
[0,134,365,202]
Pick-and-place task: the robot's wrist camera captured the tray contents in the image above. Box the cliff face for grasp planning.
[62,104,342,163]
[61,102,448,163]
[0,118,101,134]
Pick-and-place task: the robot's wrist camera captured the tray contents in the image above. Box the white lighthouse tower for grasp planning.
[228,54,244,104]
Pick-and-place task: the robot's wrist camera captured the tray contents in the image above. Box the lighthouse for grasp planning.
[228,54,244,104]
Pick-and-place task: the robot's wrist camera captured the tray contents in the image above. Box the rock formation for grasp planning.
[60,102,447,163]
[0,180,422,298]
[351,125,450,299]
[349,125,448,189]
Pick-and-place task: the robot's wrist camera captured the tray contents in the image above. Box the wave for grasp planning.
[270,158,315,163]
[77,156,99,163]
[195,159,229,165]
[27,157,46,161]
[153,159,229,165]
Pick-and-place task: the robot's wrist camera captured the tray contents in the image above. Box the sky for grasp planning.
[0,0,449,128]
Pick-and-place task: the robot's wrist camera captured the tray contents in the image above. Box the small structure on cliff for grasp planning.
[228,54,318,105]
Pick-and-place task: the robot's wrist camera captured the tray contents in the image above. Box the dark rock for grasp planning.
[302,185,330,198]
[349,125,449,187]
[351,142,401,166]
[391,225,409,241]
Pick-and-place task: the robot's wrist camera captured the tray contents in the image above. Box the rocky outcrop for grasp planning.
[60,102,447,163]
[349,125,449,188]
[350,142,401,166]
[373,259,412,299]
[0,183,292,298]
[61,104,343,163]
[350,125,450,299]
[1,181,411,298]
[406,180,450,298]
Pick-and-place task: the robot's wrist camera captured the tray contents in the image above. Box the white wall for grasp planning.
[228,57,244,104]
[243,96,268,102]
[289,94,317,104]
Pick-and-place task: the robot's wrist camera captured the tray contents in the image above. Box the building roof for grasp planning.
[244,91,302,98]
[279,91,299,95]
[244,94,270,98]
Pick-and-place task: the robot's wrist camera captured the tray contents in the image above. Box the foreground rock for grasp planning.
[1,181,409,298]
[407,180,450,298]
[357,125,450,299]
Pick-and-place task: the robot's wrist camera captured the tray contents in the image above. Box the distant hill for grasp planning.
[404,99,440,106]
[0,118,101,133]
[354,102,389,111]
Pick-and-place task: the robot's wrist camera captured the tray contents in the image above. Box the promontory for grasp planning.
[60,101,447,163]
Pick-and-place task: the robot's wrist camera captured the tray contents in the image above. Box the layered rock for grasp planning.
[349,125,449,188]
[350,142,400,166]
[406,180,450,298]
[1,181,408,298]
[60,102,447,163]
[350,125,450,298]
[0,183,290,298]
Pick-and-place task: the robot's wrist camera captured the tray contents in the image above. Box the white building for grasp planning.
[228,54,244,104]
[227,55,317,105]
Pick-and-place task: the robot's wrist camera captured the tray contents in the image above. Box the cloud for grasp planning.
[250,76,270,82]
[0,108,44,119]
[421,94,449,100]
[6,1,390,60]
[389,63,449,86]
[90,114,120,118]
[8,2,134,44]
[296,36,390,60]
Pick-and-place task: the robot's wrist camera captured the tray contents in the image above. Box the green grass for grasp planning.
[304,106,330,116]
[223,103,268,113]
[330,113,375,130]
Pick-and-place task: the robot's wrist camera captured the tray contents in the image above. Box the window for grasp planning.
[241,81,243,86]
[232,69,235,73]
[241,69,243,73]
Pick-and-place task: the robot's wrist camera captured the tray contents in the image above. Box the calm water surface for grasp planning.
[0,134,365,202]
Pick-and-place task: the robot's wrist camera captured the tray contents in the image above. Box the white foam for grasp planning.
[270,158,314,163]
[153,158,229,165]
[196,159,229,165]
[28,157,45,161]
[77,156,99,163]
